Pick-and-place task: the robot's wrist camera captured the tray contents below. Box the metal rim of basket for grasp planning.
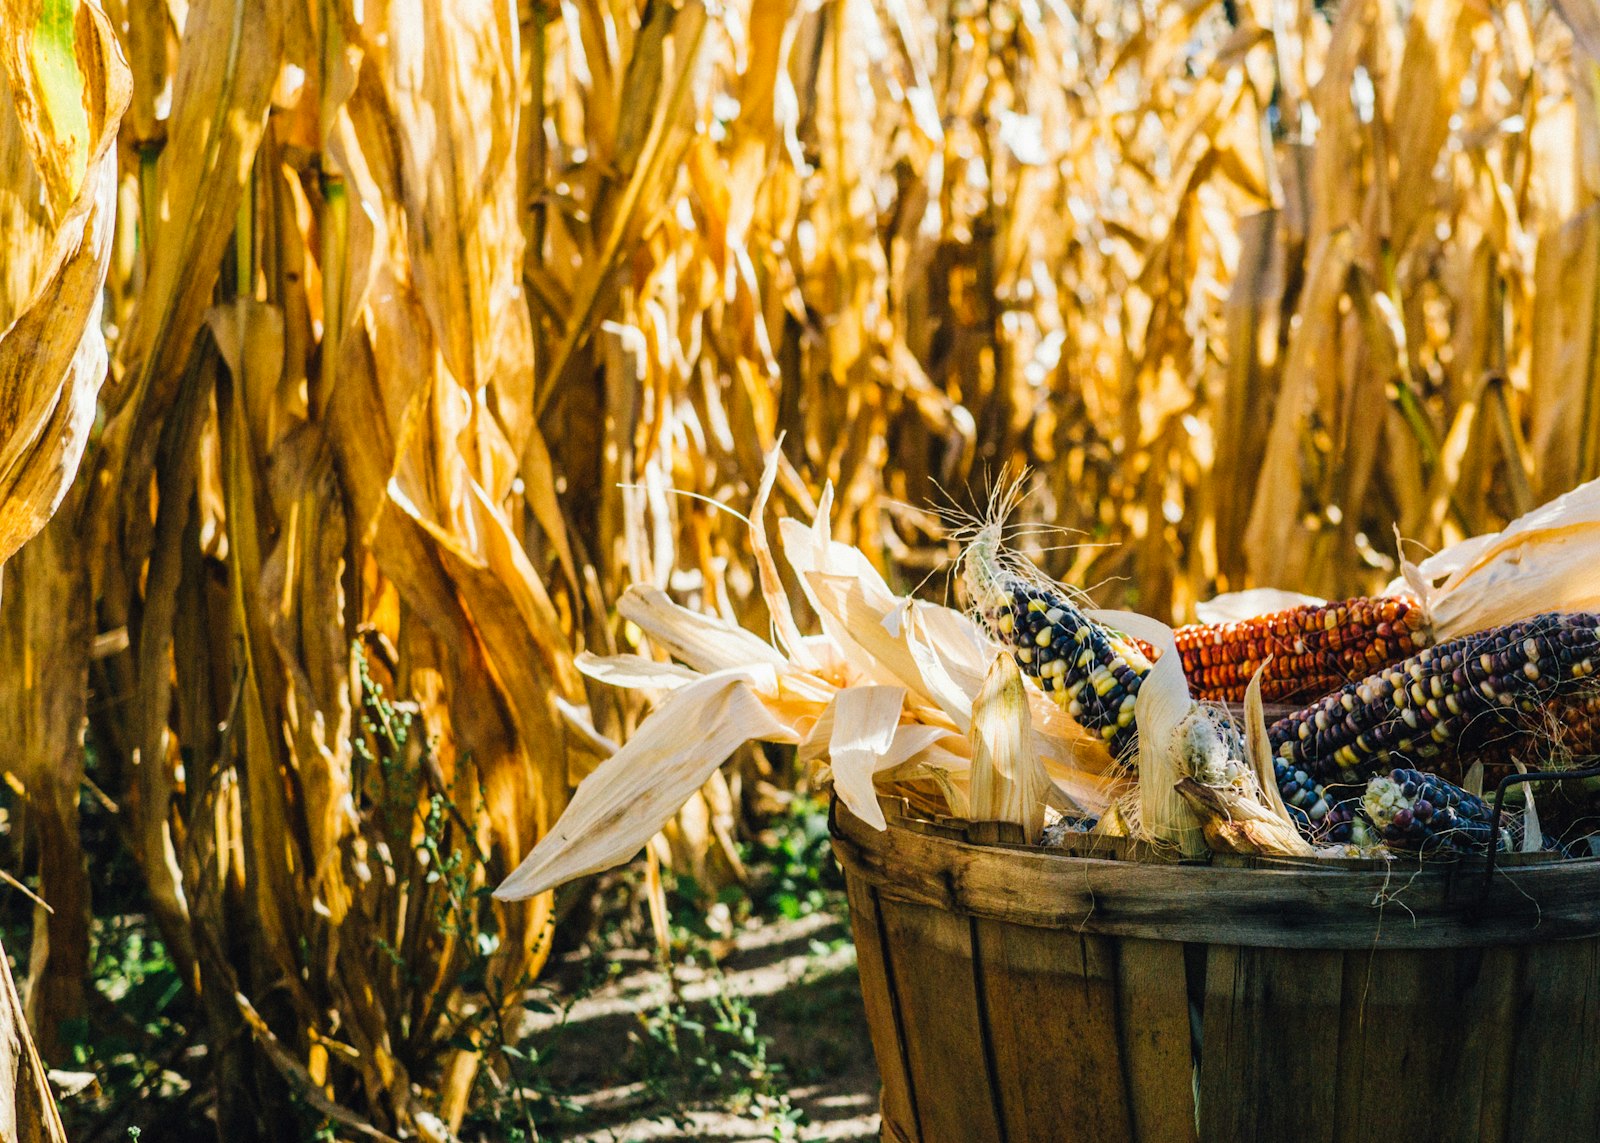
[1480,760,1600,899]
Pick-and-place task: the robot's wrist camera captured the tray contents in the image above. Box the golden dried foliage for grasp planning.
[2,0,1600,1134]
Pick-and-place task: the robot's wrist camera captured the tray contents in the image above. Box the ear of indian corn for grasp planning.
[1268,612,1600,790]
[1174,596,1432,703]
[1356,768,1547,854]
[1451,690,1600,844]
[976,569,1348,835]
[1476,688,1600,773]
[978,574,1153,757]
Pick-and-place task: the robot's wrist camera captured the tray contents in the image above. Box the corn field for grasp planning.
[4,0,1600,1136]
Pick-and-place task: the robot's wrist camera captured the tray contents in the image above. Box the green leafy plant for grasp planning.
[627,959,805,1139]
[745,796,845,922]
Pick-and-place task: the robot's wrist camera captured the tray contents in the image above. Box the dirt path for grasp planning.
[531,910,881,1142]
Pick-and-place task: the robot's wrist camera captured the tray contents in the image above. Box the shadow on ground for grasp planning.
[529,910,880,1142]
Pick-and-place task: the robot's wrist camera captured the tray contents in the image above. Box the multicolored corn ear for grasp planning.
[977,574,1152,757]
[1267,611,1600,788]
[1175,596,1432,703]
[1477,688,1600,773]
[1360,768,1507,853]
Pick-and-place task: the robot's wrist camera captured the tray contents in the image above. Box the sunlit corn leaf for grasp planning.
[98,0,282,496]
[0,0,128,568]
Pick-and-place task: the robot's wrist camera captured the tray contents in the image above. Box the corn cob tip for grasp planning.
[959,518,1009,614]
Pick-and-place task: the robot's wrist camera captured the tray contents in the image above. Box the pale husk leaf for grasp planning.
[618,584,790,673]
[1194,587,1327,624]
[967,653,1049,841]
[825,685,907,830]
[1244,665,1293,823]
[576,650,703,691]
[1092,608,1205,856]
[495,669,793,901]
[1394,476,1600,639]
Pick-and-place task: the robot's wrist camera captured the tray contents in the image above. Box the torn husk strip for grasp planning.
[1091,608,1206,857]
[1175,778,1316,857]
[924,765,970,819]
[1243,664,1295,826]
[967,654,1050,842]
[749,436,817,670]
[1515,761,1545,854]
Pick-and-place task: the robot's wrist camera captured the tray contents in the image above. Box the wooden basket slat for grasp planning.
[1198,945,1343,1142]
[1505,938,1600,1141]
[974,920,1135,1141]
[876,896,1005,1143]
[1112,937,1197,1142]
[842,876,921,1140]
[1468,947,1522,1143]
[1328,946,1528,1142]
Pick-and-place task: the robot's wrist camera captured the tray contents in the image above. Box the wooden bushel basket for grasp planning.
[831,796,1600,1143]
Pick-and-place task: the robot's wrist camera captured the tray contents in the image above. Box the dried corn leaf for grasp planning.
[750,438,815,667]
[494,669,792,901]
[0,0,127,568]
[1,0,91,216]
[101,0,281,459]
[0,511,92,1057]
[0,933,67,1142]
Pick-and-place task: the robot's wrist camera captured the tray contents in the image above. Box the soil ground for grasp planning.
[532,909,881,1142]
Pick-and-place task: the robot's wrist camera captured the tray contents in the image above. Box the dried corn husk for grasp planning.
[967,654,1052,842]
[1092,609,1206,857]
[1193,588,1327,624]
[826,686,909,831]
[1394,476,1600,640]
[497,451,1122,901]
[1175,669,1316,857]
